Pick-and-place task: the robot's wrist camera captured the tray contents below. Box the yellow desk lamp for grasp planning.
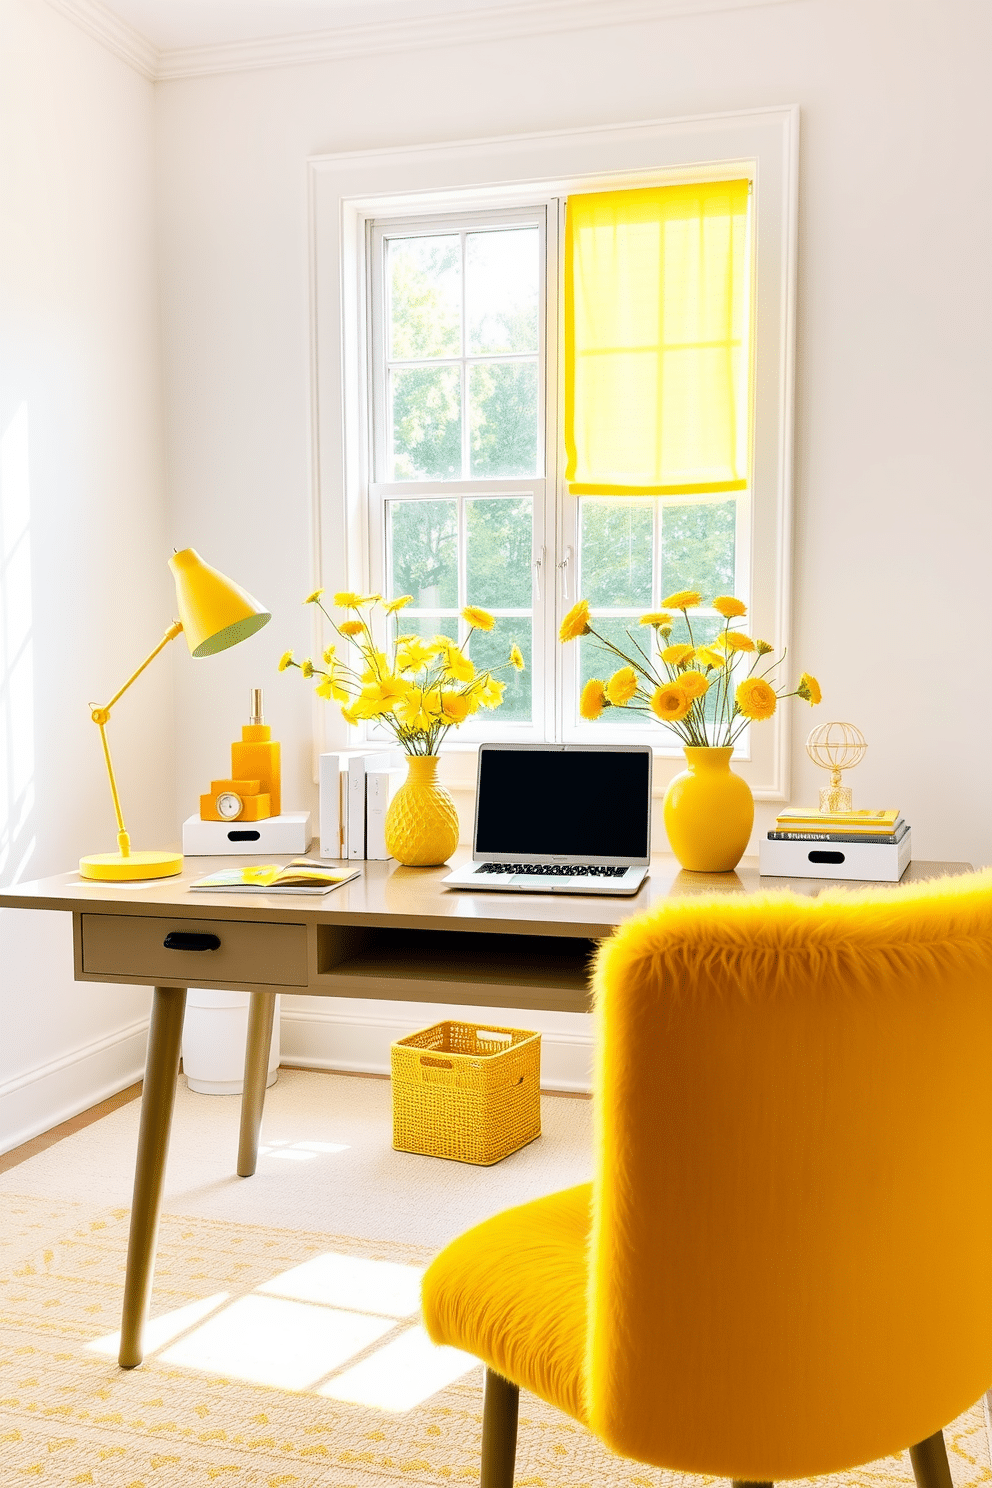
[80,547,271,882]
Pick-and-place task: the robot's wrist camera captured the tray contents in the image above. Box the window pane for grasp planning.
[466,497,533,609]
[579,499,653,608]
[388,235,460,360]
[660,500,736,599]
[387,500,458,609]
[469,362,538,478]
[469,620,532,723]
[390,367,461,481]
[466,228,539,355]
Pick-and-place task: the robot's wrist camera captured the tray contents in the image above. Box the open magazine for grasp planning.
[189,859,360,895]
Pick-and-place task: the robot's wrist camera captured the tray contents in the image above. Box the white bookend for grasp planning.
[318,753,344,859]
[347,750,403,860]
[759,829,912,883]
[366,768,404,860]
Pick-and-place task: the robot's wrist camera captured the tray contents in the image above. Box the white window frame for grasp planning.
[367,206,551,742]
[309,106,798,799]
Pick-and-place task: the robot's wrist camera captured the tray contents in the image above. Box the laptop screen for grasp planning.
[474,746,651,861]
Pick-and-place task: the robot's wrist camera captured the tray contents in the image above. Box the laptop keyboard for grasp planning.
[477,863,628,877]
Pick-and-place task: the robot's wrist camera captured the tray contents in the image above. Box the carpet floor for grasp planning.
[0,1071,988,1488]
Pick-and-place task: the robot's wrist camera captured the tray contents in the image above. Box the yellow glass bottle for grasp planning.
[230,688,281,816]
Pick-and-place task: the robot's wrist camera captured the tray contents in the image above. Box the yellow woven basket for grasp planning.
[391,1020,541,1166]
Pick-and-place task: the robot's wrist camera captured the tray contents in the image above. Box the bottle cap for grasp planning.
[249,688,264,725]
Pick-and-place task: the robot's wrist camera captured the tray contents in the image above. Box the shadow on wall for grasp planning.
[0,401,35,890]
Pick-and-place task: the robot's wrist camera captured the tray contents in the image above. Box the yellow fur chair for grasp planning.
[422,871,992,1488]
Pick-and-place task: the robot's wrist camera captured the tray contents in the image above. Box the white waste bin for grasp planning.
[182,990,280,1095]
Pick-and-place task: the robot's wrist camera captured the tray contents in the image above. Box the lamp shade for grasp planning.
[169,547,271,657]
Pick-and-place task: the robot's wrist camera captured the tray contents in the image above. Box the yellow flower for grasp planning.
[736,677,778,721]
[322,644,336,664]
[441,645,475,684]
[278,650,295,671]
[394,687,437,729]
[678,669,709,699]
[315,674,349,703]
[339,619,364,637]
[651,683,691,722]
[300,658,314,679]
[304,588,325,605]
[558,599,591,642]
[384,594,413,613]
[359,675,410,714]
[461,605,495,632]
[756,639,774,656]
[661,589,702,610]
[477,675,506,709]
[716,631,756,653]
[340,703,361,727]
[712,595,747,618]
[509,643,525,671]
[639,611,673,627]
[696,646,727,669]
[661,643,695,667]
[440,691,471,725]
[396,636,436,672]
[580,679,607,720]
[606,667,639,706]
[797,672,822,705]
[360,650,390,681]
[360,593,383,605]
[334,591,363,608]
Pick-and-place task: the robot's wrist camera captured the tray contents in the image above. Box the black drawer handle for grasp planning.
[228,829,261,841]
[163,931,221,952]
[808,850,845,865]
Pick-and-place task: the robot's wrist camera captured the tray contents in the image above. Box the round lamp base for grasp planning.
[79,850,184,881]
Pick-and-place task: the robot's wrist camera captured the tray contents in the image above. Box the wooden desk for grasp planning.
[0,852,970,1368]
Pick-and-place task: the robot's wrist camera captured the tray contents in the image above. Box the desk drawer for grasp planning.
[80,914,307,987]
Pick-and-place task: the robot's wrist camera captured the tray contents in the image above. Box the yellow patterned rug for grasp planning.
[0,1192,989,1488]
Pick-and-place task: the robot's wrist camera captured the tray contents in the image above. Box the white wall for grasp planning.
[152,0,992,1077]
[0,0,171,1151]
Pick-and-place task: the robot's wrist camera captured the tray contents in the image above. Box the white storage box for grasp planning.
[182,811,312,855]
[759,829,912,883]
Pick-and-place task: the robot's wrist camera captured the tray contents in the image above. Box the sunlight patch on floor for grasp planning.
[87,1292,230,1357]
[319,1324,479,1411]
[159,1293,396,1390]
[258,1250,424,1316]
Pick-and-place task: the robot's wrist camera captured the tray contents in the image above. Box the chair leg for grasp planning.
[910,1431,953,1488]
[481,1368,519,1488]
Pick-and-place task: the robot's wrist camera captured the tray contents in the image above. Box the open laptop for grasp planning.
[444,743,652,896]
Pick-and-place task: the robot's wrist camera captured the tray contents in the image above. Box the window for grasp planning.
[311,109,797,796]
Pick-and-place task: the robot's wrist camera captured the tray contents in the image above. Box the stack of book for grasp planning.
[319,749,405,861]
[759,808,912,882]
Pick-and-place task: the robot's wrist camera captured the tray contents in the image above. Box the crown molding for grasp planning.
[156,0,795,81]
[44,0,159,78]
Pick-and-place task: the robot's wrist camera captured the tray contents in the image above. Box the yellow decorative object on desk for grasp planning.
[663,746,754,872]
[280,591,525,866]
[392,1020,541,1166]
[384,755,459,868]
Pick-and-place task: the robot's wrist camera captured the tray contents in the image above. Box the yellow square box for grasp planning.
[391,1020,541,1166]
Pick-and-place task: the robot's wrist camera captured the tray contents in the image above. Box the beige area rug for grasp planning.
[0,1073,990,1488]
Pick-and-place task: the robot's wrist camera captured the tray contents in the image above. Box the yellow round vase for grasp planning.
[385,755,460,867]
[663,746,754,872]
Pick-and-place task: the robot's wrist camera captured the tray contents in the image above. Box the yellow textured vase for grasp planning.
[663,746,754,872]
[384,755,460,867]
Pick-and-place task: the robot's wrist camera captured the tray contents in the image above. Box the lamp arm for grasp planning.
[90,621,184,859]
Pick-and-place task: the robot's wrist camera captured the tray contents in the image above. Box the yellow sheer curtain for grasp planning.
[564,179,752,495]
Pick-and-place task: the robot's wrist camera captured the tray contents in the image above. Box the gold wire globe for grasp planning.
[806,722,867,811]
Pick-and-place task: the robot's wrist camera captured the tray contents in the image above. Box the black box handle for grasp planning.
[163,931,221,952]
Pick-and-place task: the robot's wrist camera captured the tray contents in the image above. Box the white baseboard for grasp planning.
[0,1017,149,1157]
[279,1001,593,1093]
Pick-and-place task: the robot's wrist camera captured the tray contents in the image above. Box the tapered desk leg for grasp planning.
[119,985,187,1369]
[237,991,275,1178]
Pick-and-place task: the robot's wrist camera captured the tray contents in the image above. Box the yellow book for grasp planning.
[776,808,901,830]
